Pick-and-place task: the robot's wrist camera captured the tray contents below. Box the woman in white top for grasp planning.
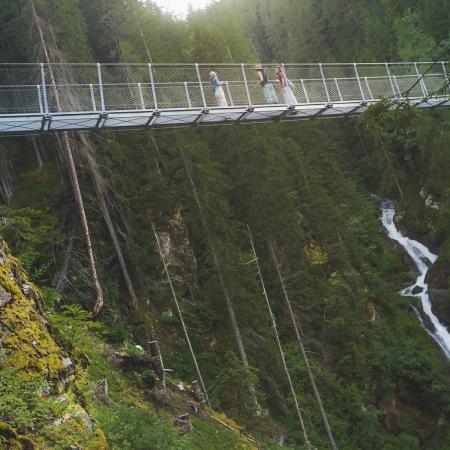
[209,70,228,107]
[275,65,298,105]
[255,64,278,104]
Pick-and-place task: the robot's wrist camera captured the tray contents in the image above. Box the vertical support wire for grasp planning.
[40,63,49,113]
[97,63,105,111]
[241,63,252,106]
[138,82,146,109]
[152,222,211,407]
[365,77,374,100]
[301,79,310,103]
[385,62,398,98]
[184,82,192,108]
[319,63,331,104]
[195,63,207,109]
[354,63,366,101]
[414,62,428,98]
[334,78,343,101]
[89,83,96,111]
[148,63,158,110]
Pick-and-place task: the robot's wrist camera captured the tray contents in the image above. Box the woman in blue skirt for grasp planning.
[255,64,278,104]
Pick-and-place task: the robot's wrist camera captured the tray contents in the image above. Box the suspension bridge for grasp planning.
[0,61,448,134]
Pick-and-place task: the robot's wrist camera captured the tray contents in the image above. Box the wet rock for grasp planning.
[0,286,11,307]
[411,286,423,295]
[425,260,450,289]
[428,289,450,329]
[425,260,450,329]
[93,379,109,404]
[19,437,35,450]
[0,421,17,439]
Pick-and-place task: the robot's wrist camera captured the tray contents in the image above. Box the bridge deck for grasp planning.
[0,62,448,134]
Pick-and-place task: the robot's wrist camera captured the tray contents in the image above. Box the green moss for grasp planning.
[0,421,17,439]
[0,243,64,383]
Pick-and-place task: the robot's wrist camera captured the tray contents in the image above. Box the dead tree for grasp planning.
[148,337,166,388]
[152,222,210,407]
[30,0,103,314]
[248,227,310,447]
[178,143,260,414]
[270,241,338,450]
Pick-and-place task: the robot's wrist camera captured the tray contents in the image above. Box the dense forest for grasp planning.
[0,1,449,449]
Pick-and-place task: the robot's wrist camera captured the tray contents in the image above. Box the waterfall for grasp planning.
[380,202,450,359]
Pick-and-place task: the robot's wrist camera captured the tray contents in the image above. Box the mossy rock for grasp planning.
[0,241,64,386]
[0,421,38,450]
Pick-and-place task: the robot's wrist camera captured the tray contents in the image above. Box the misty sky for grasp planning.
[153,0,214,18]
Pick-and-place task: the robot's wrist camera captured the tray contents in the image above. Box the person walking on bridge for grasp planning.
[209,70,228,107]
[255,64,278,104]
[275,65,297,106]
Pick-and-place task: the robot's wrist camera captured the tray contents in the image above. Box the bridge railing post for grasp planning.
[137,82,146,109]
[241,63,252,107]
[319,63,331,104]
[354,63,366,102]
[184,82,192,108]
[97,63,105,112]
[195,63,207,109]
[37,84,43,114]
[148,63,158,110]
[89,83,97,111]
[40,63,49,114]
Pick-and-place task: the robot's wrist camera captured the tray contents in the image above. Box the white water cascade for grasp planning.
[380,203,450,359]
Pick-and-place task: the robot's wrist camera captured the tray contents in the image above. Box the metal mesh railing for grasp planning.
[0,61,447,115]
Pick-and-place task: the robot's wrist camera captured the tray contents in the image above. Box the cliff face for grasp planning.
[0,239,259,449]
[0,239,107,449]
[426,260,450,329]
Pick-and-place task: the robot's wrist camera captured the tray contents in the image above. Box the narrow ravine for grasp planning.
[381,202,450,359]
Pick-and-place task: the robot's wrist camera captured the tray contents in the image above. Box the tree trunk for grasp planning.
[248,227,310,446]
[30,0,103,314]
[270,241,338,450]
[79,133,138,308]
